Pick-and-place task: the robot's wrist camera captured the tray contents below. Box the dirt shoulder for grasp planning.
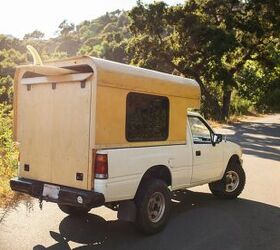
[209,113,277,128]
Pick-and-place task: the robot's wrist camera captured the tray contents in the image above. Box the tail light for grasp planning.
[94,153,108,179]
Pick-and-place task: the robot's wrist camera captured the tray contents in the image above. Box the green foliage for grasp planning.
[237,42,280,112]
[128,0,280,120]
[23,30,45,40]
[77,10,130,63]
[0,48,26,76]
[230,92,255,115]
[0,104,18,206]
[0,76,13,104]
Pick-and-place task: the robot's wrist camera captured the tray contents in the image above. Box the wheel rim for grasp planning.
[225,170,240,192]
[147,192,165,223]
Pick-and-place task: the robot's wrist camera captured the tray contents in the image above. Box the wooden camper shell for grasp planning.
[14,56,201,149]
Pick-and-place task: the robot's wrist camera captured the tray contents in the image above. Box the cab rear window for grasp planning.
[126,92,169,142]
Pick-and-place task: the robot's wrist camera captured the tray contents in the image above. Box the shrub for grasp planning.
[230,93,255,116]
[0,105,18,207]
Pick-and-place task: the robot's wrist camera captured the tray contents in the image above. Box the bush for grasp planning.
[258,85,280,113]
[0,105,18,207]
[230,93,255,116]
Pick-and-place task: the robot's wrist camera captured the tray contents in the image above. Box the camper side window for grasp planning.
[126,92,169,142]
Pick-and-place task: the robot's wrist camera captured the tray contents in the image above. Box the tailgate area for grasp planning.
[17,75,92,190]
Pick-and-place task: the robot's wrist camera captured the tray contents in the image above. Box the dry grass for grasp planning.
[0,193,33,224]
[208,113,265,128]
[0,166,18,208]
[0,181,14,208]
[0,165,19,209]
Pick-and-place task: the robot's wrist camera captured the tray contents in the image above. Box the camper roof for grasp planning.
[90,57,200,100]
[20,56,200,103]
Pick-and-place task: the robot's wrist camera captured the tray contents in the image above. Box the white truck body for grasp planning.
[95,112,242,202]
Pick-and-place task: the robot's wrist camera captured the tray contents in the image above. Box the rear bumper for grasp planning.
[10,177,105,208]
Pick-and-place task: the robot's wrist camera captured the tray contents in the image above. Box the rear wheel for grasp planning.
[135,179,171,235]
[58,204,90,216]
[209,160,246,199]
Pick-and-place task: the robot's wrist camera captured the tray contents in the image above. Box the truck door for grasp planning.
[188,115,223,183]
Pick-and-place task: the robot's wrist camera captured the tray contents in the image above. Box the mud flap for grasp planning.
[117,200,136,222]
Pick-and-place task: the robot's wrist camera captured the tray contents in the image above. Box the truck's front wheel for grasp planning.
[58,204,90,216]
[135,179,171,235]
[209,160,246,199]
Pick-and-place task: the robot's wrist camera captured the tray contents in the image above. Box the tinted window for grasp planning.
[126,92,169,142]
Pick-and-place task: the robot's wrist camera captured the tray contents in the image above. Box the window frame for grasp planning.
[188,115,214,144]
[125,92,170,142]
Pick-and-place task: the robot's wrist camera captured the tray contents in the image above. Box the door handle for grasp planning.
[196,150,201,156]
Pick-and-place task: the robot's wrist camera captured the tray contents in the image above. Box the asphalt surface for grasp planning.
[0,114,279,250]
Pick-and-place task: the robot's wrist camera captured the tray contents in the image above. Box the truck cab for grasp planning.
[187,112,242,185]
[10,56,245,235]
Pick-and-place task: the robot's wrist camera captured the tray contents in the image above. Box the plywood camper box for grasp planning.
[13,56,200,190]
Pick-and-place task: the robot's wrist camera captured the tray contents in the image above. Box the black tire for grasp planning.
[209,160,246,199]
[58,204,90,216]
[134,179,171,235]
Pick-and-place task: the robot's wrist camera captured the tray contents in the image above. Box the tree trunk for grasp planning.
[193,77,222,120]
[221,89,232,121]
[202,88,222,120]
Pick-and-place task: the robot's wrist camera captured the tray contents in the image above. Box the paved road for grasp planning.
[0,114,279,250]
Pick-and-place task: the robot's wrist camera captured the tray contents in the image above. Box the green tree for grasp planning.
[23,30,45,40]
[78,10,131,63]
[0,47,27,105]
[58,20,75,38]
[128,0,280,120]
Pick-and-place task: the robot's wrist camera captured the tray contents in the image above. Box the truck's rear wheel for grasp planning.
[209,160,245,199]
[135,179,171,235]
[58,204,90,216]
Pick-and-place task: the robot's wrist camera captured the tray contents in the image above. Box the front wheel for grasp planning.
[209,160,246,199]
[58,204,90,216]
[135,179,171,235]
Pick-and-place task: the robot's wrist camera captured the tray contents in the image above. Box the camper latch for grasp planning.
[76,173,84,181]
[81,80,86,88]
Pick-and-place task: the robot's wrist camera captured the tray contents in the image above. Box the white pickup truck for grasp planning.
[10,56,245,235]
[95,111,245,234]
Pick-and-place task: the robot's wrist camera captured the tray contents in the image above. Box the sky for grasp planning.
[0,0,184,39]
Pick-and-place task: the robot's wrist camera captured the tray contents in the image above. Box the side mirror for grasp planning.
[211,133,223,146]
